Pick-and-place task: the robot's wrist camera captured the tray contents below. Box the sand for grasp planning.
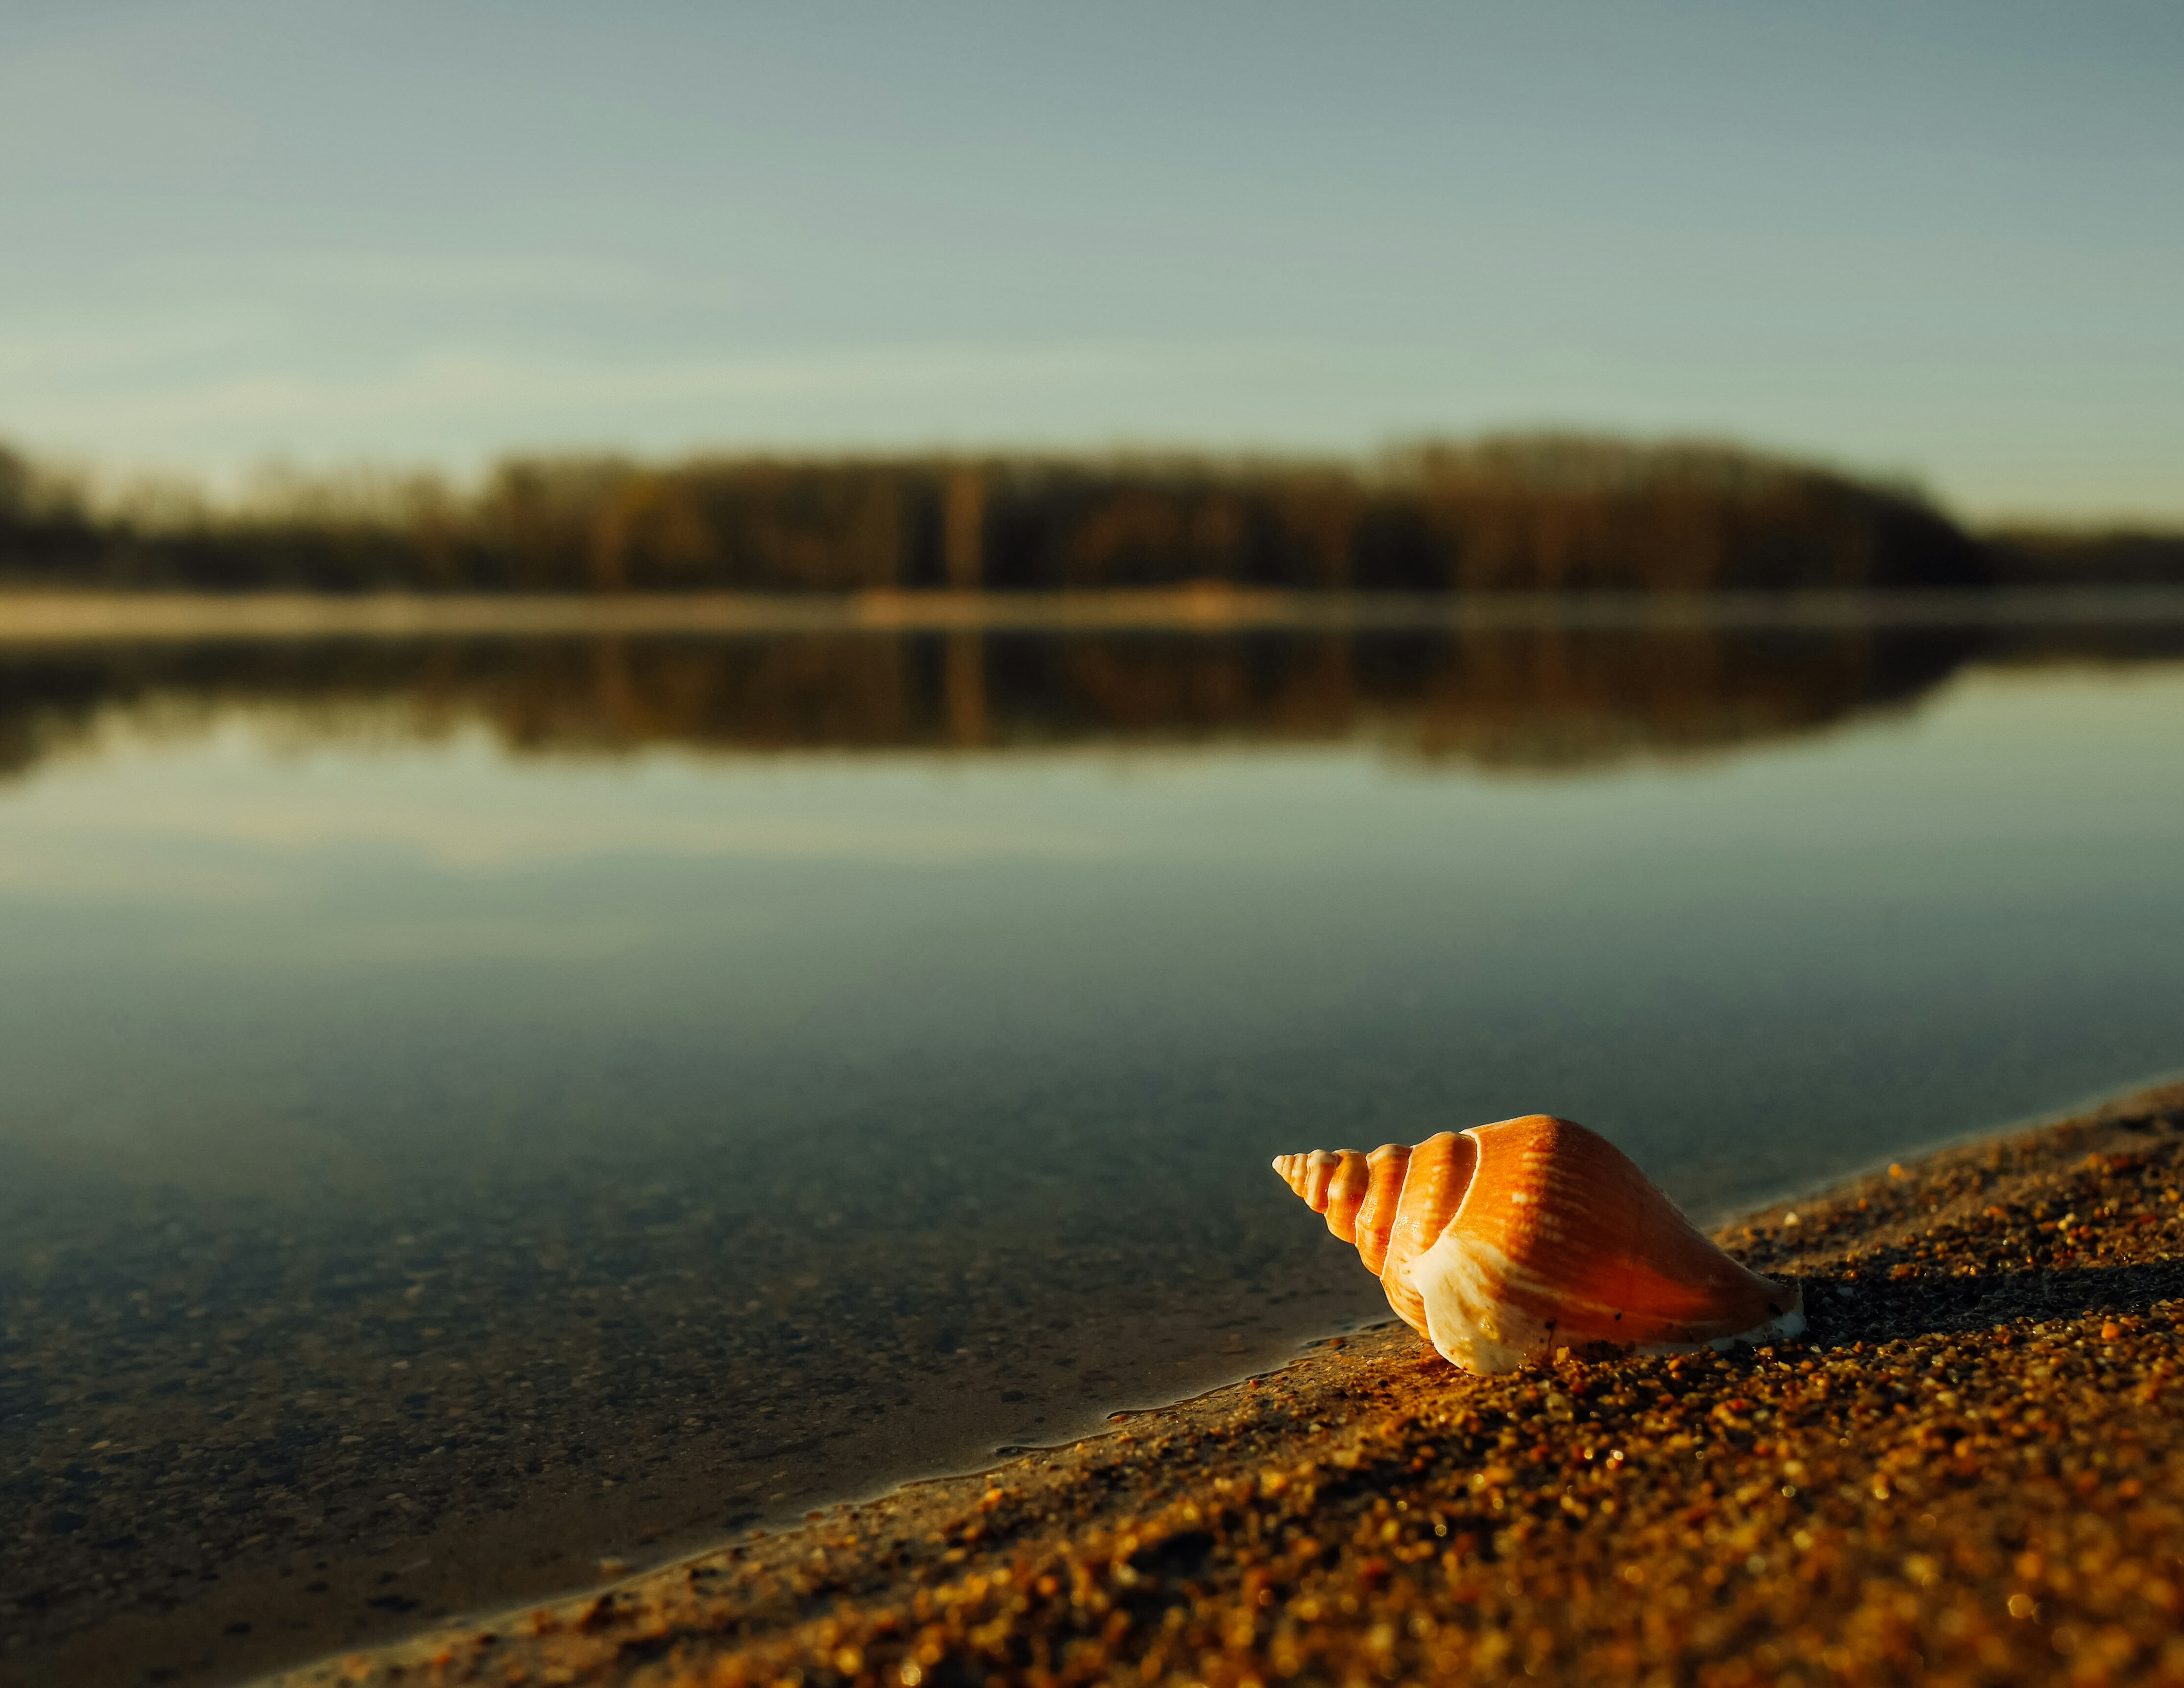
[259,1079,2184,1688]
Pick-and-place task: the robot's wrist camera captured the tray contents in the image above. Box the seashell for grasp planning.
[1273,1115,1804,1375]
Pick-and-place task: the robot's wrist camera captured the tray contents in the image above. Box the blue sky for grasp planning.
[1,0,2178,521]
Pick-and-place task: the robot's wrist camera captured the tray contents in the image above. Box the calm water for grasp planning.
[4,615,2184,1685]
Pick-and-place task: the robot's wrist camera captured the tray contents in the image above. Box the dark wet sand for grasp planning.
[241,1078,2184,1688]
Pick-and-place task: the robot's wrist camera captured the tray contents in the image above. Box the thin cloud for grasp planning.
[0,339,1159,432]
[127,248,695,307]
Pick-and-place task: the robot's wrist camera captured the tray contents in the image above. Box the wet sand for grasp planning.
[248,1078,2184,1688]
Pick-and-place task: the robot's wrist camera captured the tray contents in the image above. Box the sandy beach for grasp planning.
[244,1078,2184,1688]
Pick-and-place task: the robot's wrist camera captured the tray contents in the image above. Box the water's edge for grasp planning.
[236,1067,2184,1688]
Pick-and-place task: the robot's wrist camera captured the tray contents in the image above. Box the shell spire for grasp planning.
[1274,1116,1804,1375]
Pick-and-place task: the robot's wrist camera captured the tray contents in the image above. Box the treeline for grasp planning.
[14,620,2179,785]
[0,435,2006,594]
[1987,527,2184,587]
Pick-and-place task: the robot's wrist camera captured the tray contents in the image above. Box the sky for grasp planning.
[0,0,2178,523]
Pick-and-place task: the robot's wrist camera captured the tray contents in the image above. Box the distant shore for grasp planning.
[266,1078,2184,1688]
[8,586,2184,644]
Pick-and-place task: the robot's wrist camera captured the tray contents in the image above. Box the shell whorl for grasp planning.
[1274,1116,1804,1375]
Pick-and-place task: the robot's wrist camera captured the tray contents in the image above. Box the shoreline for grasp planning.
[5,586,2184,644]
[261,1078,2184,1688]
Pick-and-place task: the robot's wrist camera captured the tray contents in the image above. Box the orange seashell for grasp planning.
[1274,1115,1804,1375]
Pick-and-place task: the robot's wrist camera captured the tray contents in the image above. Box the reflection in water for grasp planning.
[0,620,2036,780]
[3,618,2184,1686]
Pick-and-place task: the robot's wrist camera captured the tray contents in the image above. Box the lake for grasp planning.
[4,604,2183,1686]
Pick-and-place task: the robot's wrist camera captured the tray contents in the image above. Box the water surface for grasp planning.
[4,614,2183,1686]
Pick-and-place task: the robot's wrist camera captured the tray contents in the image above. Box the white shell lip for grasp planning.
[1409,1230,1537,1375]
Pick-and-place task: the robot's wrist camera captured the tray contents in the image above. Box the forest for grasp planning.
[0,434,2064,595]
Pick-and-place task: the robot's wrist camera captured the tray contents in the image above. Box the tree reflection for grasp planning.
[23,620,2167,782]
